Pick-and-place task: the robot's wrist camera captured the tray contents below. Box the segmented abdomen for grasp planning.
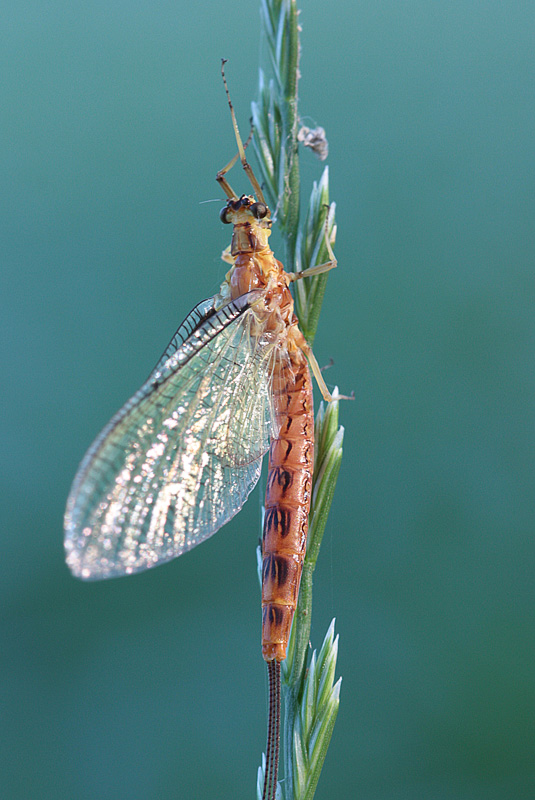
[261,353,314,662]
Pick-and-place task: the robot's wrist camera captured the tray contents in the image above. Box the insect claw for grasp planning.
[333,388,355,402]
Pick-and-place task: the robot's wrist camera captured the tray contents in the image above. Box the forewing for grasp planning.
[150,296,216,374]
[64,293,276,580]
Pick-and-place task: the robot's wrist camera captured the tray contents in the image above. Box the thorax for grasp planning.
[228,248,300,346]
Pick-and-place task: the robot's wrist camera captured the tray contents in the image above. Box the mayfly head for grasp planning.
[220,194,270,224]
[220,194,272,255]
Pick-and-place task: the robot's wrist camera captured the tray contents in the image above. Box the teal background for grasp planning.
[2,1,534,798]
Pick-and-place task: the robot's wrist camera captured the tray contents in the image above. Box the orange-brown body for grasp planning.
[213,78,334,800]
[223,202,314,663]
[261,353,313,661]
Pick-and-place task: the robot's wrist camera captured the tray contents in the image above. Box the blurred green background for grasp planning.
[2,1,534,798]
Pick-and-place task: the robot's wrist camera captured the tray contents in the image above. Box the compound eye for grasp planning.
[220,206,232,224]
[250,202,268,220]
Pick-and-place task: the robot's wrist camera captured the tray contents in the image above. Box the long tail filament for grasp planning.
[262,659,281,800]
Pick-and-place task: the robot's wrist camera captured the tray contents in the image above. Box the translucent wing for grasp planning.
[150,296,216,373]
[64,291,276,580]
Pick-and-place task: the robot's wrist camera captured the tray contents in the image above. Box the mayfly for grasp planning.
[64,63,337,800]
